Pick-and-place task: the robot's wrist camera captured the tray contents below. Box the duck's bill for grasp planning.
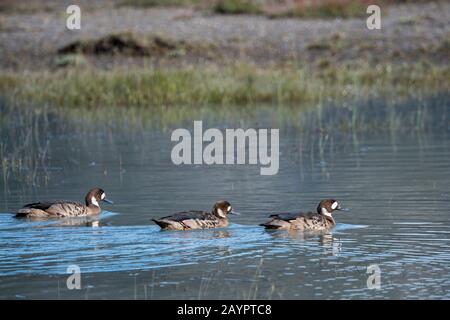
[336,207,349,212]
[229,211,241,215]
[102,198,114,204]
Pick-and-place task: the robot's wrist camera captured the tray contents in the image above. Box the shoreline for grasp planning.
[0,1,448,109]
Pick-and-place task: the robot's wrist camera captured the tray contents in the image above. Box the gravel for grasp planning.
[0,1,448,71]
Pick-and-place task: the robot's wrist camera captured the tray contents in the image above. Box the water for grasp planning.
[0,95,449,299]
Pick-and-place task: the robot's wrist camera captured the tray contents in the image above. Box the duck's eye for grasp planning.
[227,206,232,212]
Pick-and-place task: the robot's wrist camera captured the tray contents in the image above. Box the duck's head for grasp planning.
[212,200,240,218]
[317,199,343,218]
[85,188,113,207]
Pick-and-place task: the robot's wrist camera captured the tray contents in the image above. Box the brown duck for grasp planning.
[260,199,345,231]
[153,200,239,231]
[15,188,113,218]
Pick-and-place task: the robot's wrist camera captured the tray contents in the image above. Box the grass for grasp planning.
[53,54,89,69]
[306,42,333,51]
[117,0,207,8]
[0,0,54,14]
[214,0,262,14]
[0,62,448,109]
[0,64,447,188]
[117,0,264,13]
[0,102,51,188]
[267,0,373,19]
[116,0,382,18]
[117,0,203,7]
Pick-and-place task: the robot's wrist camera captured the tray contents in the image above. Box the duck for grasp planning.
[153,200,239,231]
[260,199,345,231]
[15,187,113,218]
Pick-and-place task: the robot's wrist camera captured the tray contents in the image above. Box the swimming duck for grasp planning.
[153,200,239,231]
[260,199,344,231]
[15,188,113,218]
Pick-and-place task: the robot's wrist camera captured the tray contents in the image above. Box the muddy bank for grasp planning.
[0,1,448,71]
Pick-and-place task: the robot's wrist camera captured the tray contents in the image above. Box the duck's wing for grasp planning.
[153,211,218,230]
[16,202,53,218]
[22,201,54,210]
[18,201,87,217]
[157,210,210,222]
[261,211,320,229]
[47,201,88,217]
[269,211,317,221]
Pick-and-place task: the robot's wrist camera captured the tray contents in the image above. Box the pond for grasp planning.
[0,93,449,299]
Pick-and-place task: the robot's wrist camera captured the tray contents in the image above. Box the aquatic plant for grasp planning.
[0,101,51,190]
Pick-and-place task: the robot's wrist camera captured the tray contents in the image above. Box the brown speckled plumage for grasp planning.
[15,188,112,218]
[153,200,236,231]
[260,199,343,231]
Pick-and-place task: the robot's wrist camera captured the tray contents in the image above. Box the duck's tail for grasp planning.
[16,210,63,221]
[152,218,165,227]
[15,209,31,218]
[152,218,180,230]
[15,208,47,218]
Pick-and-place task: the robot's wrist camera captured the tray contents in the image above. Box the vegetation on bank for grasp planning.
[56,32,216,58]
[1,57,447,187]
[214,0,263,15]
[0,62,448,109]
[265,0,370,19]
[117,0,204,8]
[117,0,379,18]
[0,0,437,17]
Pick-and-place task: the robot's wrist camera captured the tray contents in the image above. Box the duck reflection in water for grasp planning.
[18,215,104,228]
[163,228,231,240]
[267,230,341,256]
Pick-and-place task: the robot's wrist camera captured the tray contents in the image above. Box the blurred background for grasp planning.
[0,0,449,300]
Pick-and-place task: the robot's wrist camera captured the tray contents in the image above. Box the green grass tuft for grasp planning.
[267,0,373,19]
[0,63,448,109]
[214,0,262,15]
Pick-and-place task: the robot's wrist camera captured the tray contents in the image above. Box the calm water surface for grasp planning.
[0,96,449,299]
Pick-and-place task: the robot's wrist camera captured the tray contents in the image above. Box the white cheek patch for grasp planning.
[321,207,332,217]
[101,193,105,200]
[218,208,225,217]
[331,202,338,210]
[91,196,99,207]
[227,206,232,212]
